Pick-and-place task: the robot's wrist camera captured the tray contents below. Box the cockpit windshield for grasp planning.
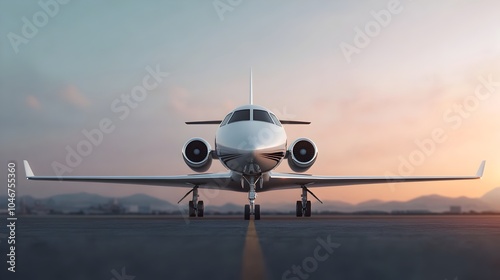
[270,113,281,126]
[223,108,282,126]
[228,109,250,124]
[253,109,273,124]
[220,113,232,127]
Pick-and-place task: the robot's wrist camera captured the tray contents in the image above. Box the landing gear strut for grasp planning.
[243,175,261,220]
[296,186,322,217]
[178,186,204,217]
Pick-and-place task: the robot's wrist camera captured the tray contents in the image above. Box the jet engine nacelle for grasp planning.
[287,138,318,172]
[182,138,212,172]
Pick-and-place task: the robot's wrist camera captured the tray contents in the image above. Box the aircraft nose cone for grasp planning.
[243,126,286,151]
[216,119,287,173]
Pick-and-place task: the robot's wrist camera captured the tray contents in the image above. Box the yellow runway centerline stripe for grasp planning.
[241,219,267,280]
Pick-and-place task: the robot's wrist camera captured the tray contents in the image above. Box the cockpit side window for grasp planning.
[228,109,250,124]
[220,113,232,127]
[253,109,273,124]
[270,113,282,126]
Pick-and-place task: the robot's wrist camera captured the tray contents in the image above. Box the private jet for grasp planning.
[23,71,485,220]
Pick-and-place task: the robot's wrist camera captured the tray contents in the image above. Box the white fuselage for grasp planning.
[215,105,287,175]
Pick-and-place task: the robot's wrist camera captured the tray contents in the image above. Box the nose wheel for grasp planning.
[254,204,261,220]
[244,203,261,220]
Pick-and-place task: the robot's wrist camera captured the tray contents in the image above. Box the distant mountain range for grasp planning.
[1,187,499,213]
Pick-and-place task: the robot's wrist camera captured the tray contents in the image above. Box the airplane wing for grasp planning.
[23,160,240,190]
[185,120,222,125]
[264,161,485,191]
[279,120,311,125]
[24,160,485,192]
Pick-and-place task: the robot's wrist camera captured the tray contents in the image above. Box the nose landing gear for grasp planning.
[243,175,261,220]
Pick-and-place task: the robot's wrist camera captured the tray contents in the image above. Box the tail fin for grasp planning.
[249,68,253,105]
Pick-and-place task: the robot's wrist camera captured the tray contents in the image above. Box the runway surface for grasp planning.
[1,215,500,280]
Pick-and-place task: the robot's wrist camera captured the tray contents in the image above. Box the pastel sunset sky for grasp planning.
[1,0,499,206]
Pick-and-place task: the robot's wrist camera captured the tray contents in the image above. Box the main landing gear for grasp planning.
[177,183,321,220]
[243,175,261,220]
[178,186,204,217]
[296,186,323,217]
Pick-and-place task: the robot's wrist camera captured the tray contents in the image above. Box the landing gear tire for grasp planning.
[254,204,261,220]
[244,204,251,220]
[296,201,303,217]
[304,200,312,217]
[188,201,196,217]
[197,201,204,217]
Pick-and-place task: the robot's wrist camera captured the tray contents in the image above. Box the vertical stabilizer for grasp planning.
[250,68,253,105]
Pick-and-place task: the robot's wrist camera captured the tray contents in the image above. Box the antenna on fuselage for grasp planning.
[249,68,253,105]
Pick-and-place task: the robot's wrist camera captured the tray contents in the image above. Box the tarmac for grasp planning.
[1,215,500,280]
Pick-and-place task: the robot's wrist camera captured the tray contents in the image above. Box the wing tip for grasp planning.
[23,160,34,178]
[476,160,486,178]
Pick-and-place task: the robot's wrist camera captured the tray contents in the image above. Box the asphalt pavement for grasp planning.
[1,215,500,280]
